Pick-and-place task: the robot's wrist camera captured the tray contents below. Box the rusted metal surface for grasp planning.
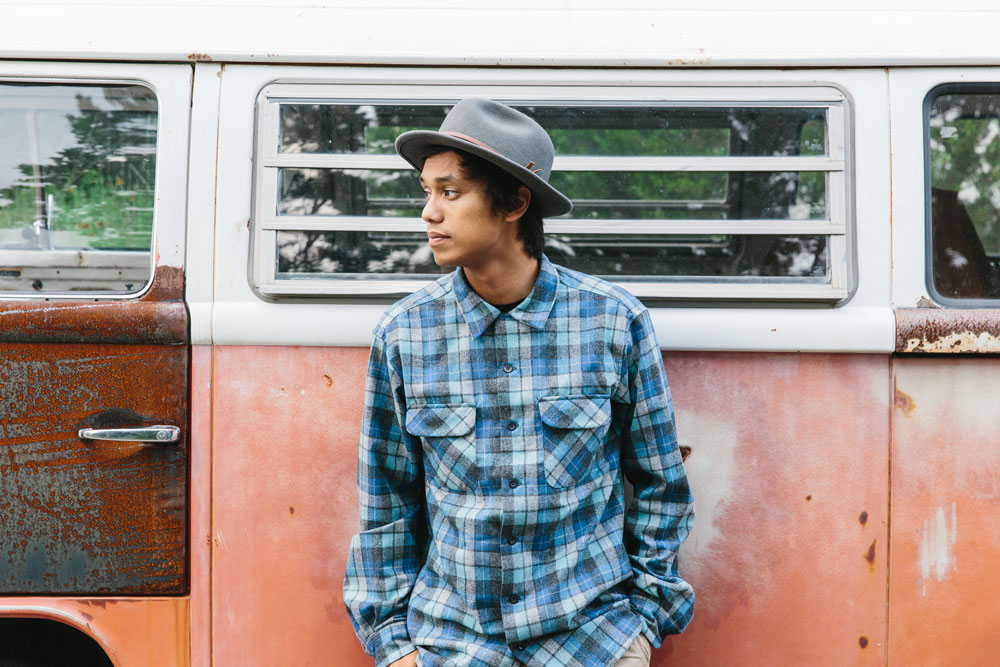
[0,266,187,346]
[1,598,190,666]
[889,357,1000,664]
[189,345,213,667]
[211,346,369,666]
[210,347,888,665]
[656,352,889,665]
[895,308,1000,353]
[0,342,188,594]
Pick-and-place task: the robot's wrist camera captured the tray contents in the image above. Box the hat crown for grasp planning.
[394,97,572,217]
[438,98,555,181]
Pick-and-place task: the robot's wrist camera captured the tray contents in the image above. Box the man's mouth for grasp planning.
[427,232,450,246]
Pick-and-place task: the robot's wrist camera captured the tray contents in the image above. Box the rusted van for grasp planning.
[2,3,1000,665]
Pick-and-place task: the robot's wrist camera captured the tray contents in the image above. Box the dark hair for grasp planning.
[422,147,545,260]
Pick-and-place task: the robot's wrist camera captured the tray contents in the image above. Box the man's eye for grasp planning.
[444,189,459,198]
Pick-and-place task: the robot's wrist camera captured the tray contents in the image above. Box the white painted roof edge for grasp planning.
[3,5,1000,67]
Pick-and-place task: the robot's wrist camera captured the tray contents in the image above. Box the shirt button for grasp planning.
[509,594,520,604]
[506,421,517,431]
[507,536,518,545]
[508,479,520,489]
[502,363,515,373]
[514,643,526,651]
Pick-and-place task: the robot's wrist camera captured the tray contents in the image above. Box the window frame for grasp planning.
[923,81,1000,307]
[251,80,855,303]
[0,75,165,299]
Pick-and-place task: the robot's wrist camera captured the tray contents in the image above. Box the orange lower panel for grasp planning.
[889,357,1000,665]
[0,598,188,667]
[212,348,889,665]
[658,353,889,666]
[212,346,369,666]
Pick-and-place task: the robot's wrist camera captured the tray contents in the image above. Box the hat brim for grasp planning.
[395,130,573,218]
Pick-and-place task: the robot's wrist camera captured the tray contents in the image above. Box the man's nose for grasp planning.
[422,195,442,223]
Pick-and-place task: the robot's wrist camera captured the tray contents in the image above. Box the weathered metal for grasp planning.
[0,266,187,346]
[895,308,1000,353]
[0,342,189,594]
[1,598,190,666]
[889,358,1000,664]
[209,347,888,666]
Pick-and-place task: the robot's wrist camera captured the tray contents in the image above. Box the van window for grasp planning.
[927,86,1000,302]
[254,85,851,301]
[0,82,157,294]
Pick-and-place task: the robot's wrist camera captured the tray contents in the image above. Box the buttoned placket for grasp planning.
[478,313,529,638]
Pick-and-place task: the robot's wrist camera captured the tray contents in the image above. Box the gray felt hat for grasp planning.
[395,98,573,218]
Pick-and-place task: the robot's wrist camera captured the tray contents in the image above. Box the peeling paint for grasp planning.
[904,330,1000,353]
[673,411,736,559]
[896,308,1000,353]
[919,502,957,595]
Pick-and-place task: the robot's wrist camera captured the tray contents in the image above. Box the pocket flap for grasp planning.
[538,395,611,430]
[405,403,476,437]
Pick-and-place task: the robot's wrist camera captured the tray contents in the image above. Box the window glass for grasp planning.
[257,93,846,299]
[279,104,826,157]
[0,83,157,294]
[928,89,1000,300]
[277,230,828,281]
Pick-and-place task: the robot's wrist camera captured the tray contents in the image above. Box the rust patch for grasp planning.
[0,266,186,345]
[1,341,188,594]
[678,445,691,462]
[859,636,869,649]
[859,511,868,526]
[865,540,876,565]
[323,374,333,387]
[894,384,916,417]
[187,53,212,61]
[896,308,1000,353]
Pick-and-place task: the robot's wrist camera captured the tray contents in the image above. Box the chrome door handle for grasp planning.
[78,426,181,443]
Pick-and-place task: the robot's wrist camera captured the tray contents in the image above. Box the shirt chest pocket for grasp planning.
[405,403,478,491]
[538,394,612,488]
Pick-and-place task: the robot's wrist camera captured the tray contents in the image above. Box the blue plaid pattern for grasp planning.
[344,257,694,666]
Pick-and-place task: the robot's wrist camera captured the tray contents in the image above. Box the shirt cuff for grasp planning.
[368,620,415,667]
[629,591,665,648]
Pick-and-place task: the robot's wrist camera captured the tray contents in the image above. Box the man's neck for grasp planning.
[463,254,540,306]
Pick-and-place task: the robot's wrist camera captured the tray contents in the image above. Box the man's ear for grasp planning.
[504,186,531,223]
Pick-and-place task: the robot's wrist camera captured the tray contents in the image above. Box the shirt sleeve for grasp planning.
[343,330,427,666]
[620,308,695,646]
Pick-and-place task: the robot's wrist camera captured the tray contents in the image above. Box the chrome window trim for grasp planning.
[251,81,854,302]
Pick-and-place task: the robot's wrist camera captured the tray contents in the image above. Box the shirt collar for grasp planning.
[453,256,559,339]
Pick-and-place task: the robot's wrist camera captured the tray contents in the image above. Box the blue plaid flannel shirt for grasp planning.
[344,257,694,666]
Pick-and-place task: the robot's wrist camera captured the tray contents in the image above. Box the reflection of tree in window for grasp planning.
[0,84,157,251]
[272,103,830,282]
[930,92,1000,299]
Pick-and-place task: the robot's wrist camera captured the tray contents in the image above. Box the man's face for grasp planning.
[420,151,518,271]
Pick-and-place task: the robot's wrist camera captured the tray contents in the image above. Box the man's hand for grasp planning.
[388,651,417,667]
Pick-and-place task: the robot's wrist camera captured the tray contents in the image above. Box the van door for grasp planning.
[0,64,191,594]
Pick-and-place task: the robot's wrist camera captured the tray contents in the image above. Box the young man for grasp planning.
[344,98,694,667]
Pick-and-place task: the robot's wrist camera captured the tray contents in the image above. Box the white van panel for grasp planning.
[199,65,893,351]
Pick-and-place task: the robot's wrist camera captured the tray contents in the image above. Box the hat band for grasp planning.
[442,131,502,156]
